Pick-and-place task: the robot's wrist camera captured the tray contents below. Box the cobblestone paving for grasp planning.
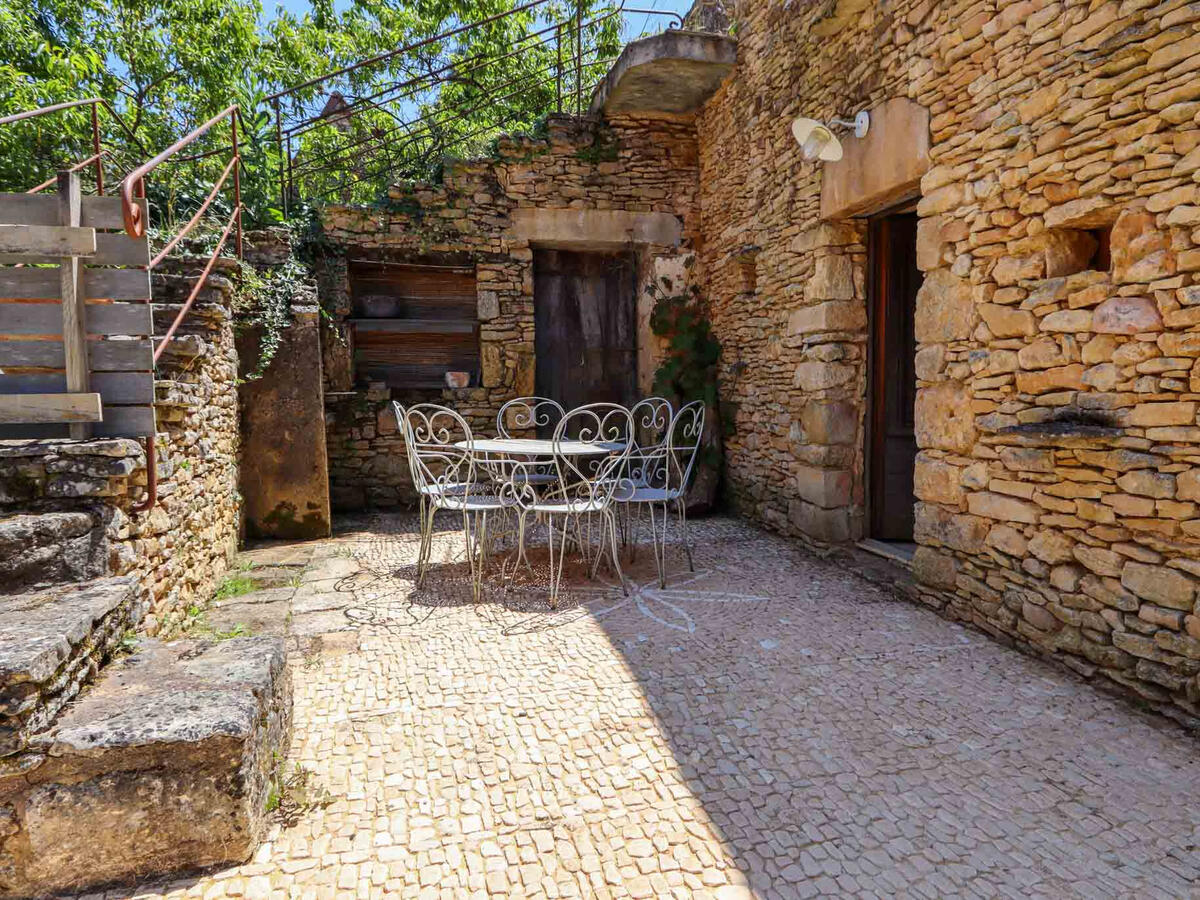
[100,514,1200,899]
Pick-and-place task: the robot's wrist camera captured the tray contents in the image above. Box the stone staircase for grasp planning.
[0,259,293,898]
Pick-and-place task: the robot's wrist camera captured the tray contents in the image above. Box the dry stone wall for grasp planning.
[318,113,699,509]
[696,0,1200,723]
[0,266,242,636]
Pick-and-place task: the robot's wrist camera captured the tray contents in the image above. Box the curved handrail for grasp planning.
[119,104,242,238]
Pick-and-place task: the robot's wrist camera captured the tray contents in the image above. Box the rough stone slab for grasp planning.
[0,637,291,898]
[588,30,736,116]
[0,511,106,591]
[0,576,142,756]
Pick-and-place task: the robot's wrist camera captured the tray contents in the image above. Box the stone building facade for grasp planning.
[693,0,1200,723]
[304,0,1200,722]
[317,114,699,509]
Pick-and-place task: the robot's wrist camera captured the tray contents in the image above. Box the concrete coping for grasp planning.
[589,30,737,117]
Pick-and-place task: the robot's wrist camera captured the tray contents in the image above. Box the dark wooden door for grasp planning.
[868,211,921,542]
[534,249,637,415]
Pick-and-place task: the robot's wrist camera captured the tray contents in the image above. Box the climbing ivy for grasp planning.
[648,277,721,408]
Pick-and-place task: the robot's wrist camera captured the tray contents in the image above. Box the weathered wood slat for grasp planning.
[0,392,102,424]
[0,233,151,267]
[0,403,154,438]
[0,338,153,371]
[0,267,150,301]
[0,225,96,257]
[0,193,126,229]
[0,371,154,404]
[93,404,154,436]
[0,302,152,336]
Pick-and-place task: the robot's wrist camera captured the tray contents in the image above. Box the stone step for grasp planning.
[0,576,143,757]
[0,636,291,898]
[0,510,108,591]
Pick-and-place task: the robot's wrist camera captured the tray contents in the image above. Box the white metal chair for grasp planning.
[510,403,633,608]
[497,396,566,439]
[620,397,673,550]
[617,400,705,587]
[397,402,509,599]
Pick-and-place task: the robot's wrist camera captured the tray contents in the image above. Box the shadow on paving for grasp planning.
[330,510,1200,897]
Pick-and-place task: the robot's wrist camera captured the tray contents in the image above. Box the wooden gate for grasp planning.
[533,249,636,414]
[0,172,155,439]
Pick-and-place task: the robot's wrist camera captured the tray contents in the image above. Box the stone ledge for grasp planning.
[0,637,291,898]
[0,576,144,757]
[588,30,736,116]
[992,421,1128,449]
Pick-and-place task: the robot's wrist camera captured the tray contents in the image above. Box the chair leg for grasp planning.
[548,515,570,609]
[648,501,666,589]
[605,509,629,596]
[677,497,694,572]
[418,499,436,586]
[462,509,479,601]
[630,501,643,562]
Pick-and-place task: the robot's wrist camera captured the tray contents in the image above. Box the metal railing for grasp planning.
[0,98,148,196]
[0,98,245,512]
[266,2,682,208]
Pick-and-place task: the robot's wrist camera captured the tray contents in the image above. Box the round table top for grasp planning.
[456,438,625,456]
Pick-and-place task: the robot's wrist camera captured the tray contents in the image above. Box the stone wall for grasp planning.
[317,113,699,509]
[695,0,1200,723]
[0,264,242,636]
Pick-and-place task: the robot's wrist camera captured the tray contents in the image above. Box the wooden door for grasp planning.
[868,210,921,542]
[534,249,637,415]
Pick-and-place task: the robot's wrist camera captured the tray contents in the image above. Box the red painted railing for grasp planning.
[0,98,245,513]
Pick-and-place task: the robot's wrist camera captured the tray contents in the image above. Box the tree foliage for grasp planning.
[0,0,628,219]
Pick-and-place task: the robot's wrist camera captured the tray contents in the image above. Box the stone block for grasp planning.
[966,491,1041,524]
[915,268,975,343]
[913,453,963,505]
[0,577,143,757]
[1028,530,1075,564]
[0,638,292,898]
[1093,297,1163,334]
[0,512,106,592]
[794,361,857,391]
[1015,364,1084,394]
[787,300,866,334]
[788,500,852,543]
[914,503,989,554]
[798,400,858,445]
[793,466,852,509]
[821,97,930,219]
[914,380,975,453]
[1121,562,1195,610]
[1127,402,1196,427]
[911,546,957,589]
[806,256,857,301]
[1040,309,1093,332]
[979,303,1036,338]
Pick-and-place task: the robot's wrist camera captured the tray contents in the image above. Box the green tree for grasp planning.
[0,0,630,217]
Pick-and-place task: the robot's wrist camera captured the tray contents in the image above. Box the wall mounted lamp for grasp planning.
[790,110,870,162]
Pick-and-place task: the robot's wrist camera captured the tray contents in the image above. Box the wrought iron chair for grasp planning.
[616,400,705,587]
[619,397,673,551]
[397,402,509,599]
[497,396,566,439]
[510,403,633,609]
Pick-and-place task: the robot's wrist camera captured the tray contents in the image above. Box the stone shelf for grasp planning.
[588,30,736,117]
[992,420,1128,449]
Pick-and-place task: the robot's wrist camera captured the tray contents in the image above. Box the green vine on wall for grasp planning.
[648,277,721,408]
[647,273,727,476]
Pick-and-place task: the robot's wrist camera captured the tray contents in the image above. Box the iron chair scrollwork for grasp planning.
[616,400,705,587]
[397,402,509,599]
[512,403,634,609]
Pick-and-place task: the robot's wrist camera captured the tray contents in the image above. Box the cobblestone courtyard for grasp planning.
[103,514,1199,899]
